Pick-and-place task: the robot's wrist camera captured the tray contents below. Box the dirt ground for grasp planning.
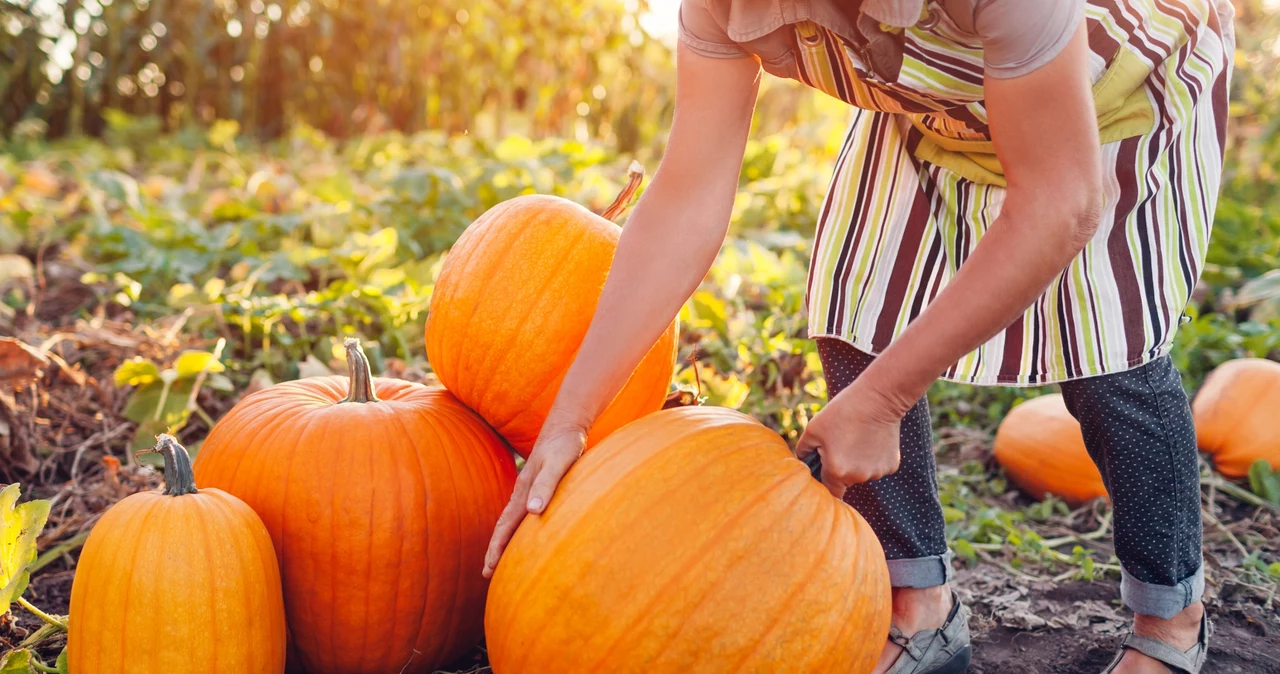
[3,318,1279,673]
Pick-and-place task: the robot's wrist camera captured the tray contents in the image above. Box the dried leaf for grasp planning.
[0,338,49,389]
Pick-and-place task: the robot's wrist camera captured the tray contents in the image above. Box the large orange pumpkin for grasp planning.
[486,406,891,673]
[69,435,286,674]
[1193,357,1280,478]
[992,394,1108,507]
[193,339,517,674]
[425,166,678,457]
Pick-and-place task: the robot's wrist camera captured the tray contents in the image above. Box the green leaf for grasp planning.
[1,484,51,612]
[953,539,976,564]
[113,357,160,388]
[941,506,966,524]
[122,380,196,455]
[1248,460,1280,505]
[0,649,35,674]
[173,350,225,379]
[55,649,67,674]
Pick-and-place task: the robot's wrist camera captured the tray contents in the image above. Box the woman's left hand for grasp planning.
[795,378,906,499]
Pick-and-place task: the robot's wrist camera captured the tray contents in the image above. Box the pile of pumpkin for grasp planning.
[67,169,890,674]
[65,165,1280,673]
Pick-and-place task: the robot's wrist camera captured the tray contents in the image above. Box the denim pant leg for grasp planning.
[816,338,954,588]
[1059,355,1204,619]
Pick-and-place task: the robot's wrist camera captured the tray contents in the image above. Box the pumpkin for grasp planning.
[1193,357,1280,478]
[992,394,1108,507]
[486,406,891,673]
[425,164,678,457]
[193,339,517,674]
[68,435,286,674]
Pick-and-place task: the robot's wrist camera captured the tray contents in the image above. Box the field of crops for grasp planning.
[2,105,1279,671]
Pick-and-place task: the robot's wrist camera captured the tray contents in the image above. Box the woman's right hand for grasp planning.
[482,422,587,578]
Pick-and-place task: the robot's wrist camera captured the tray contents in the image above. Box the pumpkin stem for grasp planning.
[601,161,645,222]
[134,434,199,496]
[342,338,380,403]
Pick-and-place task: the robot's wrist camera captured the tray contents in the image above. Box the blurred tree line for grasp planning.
[1,0,1279,185]
[0,0,676,149]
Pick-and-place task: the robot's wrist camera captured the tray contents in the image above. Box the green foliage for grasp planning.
[1248,460,1280,505]
[0,648,65,674]
[114,341,230,454]
[0,650,36,674]
[0,484,50,613]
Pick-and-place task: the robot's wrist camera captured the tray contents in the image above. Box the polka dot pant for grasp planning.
[817,338,948,562]
[818,337,1202,588]
[1059,354,1202,587]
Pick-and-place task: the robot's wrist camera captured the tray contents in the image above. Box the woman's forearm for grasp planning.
[860,196,1102,415]
[545,172,738,433]
[538,43,761,437]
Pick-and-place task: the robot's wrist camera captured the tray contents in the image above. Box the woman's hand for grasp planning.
[795,376,907,498]
[482,423,587,579]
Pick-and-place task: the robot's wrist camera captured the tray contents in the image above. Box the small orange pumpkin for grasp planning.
[992,394,1108,507]
[1193,357,1280,478]
[69,435,287,674]
[193,339,517,674]
[425,165,678,457]
[486,406,891,673]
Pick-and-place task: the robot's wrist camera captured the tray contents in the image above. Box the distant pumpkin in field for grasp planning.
[1193,358,1280,478]
[993,394,1108,507]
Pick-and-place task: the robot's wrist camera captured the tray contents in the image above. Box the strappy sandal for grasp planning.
[883,591,972,674]
[1101,613,1211,673]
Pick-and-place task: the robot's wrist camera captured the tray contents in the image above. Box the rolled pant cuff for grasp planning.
[887,550,955,588]
[1121,563,1204,620]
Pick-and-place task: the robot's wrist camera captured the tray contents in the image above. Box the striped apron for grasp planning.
[799,0,1235,385]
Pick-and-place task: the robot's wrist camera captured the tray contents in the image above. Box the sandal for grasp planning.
[883,591,972,674]
[1101,613,1211,673]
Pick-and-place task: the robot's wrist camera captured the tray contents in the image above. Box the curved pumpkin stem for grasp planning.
[134,434,199,496]
[601,161,645,222]
[342,338,380,404]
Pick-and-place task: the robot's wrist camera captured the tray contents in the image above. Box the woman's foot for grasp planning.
[872,585,955,674]
[1109,602,1205,673]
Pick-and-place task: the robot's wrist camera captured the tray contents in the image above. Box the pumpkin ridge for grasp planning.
[577,465,808,671]
[429,407,471,666]
[469,216,597,431]
[199,394,303,491]
[382,405,432,666]
[189,493,224,671]
[724,486,842,672]
[116,496,164,672]
[442,200,543,404]
[499,422,751,611]
[493,437,736,664]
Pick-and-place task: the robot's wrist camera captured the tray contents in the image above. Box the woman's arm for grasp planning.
[798,22,1105,494]
[483,43,762,577]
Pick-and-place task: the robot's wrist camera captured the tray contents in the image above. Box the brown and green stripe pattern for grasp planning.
[793,0,1233,385]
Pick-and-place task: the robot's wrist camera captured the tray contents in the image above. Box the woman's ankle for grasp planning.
[890,584,953,634]
[1132,600,1204,651]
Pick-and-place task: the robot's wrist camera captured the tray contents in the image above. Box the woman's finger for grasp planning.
[795,427,820,460]
[525,449,577,514]
[820,467,849,500]
[482,467,536,578]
